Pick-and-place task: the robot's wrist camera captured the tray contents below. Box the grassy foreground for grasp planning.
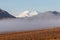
[0,27,60,40]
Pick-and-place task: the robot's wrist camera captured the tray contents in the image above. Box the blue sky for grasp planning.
[0,0,60,16]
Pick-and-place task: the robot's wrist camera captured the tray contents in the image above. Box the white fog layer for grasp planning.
[0,18,60,33]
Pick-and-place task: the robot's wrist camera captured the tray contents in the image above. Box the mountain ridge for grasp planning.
[0,9,16,18]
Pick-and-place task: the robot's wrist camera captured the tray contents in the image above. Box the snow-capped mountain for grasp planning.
[30,11,60,20]
[17,10,29,17]
[29,10,38,17]
[0,9,15,18]
[17,10,38,17]
[17,10,60,20]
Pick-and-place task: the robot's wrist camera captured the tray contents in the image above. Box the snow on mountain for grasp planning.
[17,10,29,17]
[29,10,38,17]
[17,10,38,17]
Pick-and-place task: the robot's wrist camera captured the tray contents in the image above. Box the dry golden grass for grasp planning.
[0,27,60,40]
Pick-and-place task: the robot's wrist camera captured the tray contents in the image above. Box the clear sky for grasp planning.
[0,0,60,16]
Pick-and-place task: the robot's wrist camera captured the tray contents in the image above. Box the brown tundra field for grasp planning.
[0,27,60,40]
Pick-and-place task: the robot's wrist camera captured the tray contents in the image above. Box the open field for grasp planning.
[0,27,60,40]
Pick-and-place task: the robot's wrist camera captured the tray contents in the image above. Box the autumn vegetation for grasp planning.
[0,27,60,40]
